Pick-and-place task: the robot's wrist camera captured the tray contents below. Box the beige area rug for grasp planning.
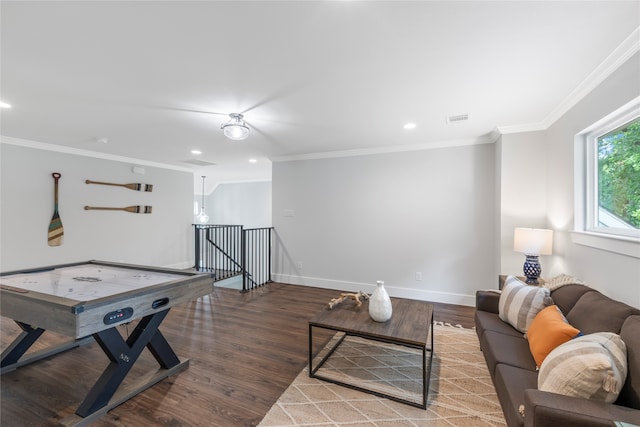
[258,323,506,427]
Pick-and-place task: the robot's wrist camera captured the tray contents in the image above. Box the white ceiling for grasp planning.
[1,1,639,193]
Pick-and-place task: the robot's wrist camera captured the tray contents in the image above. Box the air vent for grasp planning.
[183,159,216,167]
[446,113,470,123]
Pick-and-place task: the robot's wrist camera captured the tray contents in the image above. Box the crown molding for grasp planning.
[0,135,193,173]
[271,134,497,163]
[207,178,272,195]
[498,26,640,136]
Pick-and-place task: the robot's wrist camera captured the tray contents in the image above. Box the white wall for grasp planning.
[272,143,497,306]
[498,130,550,275]
[205,181,272,228]
[0,143,194,271]
[543,52,640,307]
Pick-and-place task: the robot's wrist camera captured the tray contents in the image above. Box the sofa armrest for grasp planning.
[476,290,500,314]
[524,389,640,427]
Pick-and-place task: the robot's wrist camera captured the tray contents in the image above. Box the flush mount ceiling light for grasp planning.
[221,113,250,141]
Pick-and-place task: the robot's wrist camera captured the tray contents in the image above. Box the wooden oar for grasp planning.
[84,205,153,214]
[48,173,64,246]
[85,180,153,192]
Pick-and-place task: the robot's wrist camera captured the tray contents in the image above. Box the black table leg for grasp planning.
[1,321,45,367]
[75,309,178,417]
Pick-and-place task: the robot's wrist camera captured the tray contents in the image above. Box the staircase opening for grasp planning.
[193,224,273,292]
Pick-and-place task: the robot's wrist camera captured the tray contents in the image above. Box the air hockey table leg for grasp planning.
[1,321,95,375]
[75,308,182,418]
[1,321,45,367]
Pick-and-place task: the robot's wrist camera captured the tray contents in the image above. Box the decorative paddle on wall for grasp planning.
[85,180,153,192]
[48,172,64,246]
[84,205,153,214]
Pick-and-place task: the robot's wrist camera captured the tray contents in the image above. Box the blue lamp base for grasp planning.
[522,255,542,284]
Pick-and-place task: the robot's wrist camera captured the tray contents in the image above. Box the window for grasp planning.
[574,97,640,256]
[595,117,640,233]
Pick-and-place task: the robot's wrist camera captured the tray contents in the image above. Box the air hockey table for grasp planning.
[0,260,214,426]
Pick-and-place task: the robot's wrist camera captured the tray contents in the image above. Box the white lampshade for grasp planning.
[513,228,553,255]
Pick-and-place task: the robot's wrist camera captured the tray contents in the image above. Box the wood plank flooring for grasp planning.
[0,282,475,427]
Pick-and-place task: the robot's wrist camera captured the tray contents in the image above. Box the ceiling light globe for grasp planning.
[223,124,250,140]
[197,210,209,224]
[221,113,250,140]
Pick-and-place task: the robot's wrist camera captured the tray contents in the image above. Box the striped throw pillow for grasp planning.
[498,275,553,333]
[538,332,627,403]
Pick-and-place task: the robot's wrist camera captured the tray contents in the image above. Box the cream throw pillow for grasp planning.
[538,332,627,403]
[543,273,587,292]
[498,275,552,333]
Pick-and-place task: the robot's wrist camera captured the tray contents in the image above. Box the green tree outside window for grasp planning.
[597,117,640,229]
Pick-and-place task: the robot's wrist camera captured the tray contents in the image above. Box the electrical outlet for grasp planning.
[415,272,422,281]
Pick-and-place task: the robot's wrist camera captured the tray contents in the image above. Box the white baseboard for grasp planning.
[163,260,194,270]
[272,273,475,307]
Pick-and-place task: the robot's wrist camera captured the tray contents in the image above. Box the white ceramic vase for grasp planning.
[369,280,392,322]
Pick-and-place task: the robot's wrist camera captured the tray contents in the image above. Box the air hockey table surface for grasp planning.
[0,260,212,338]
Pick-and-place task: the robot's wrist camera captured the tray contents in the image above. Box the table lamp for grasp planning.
[513,227,553,284]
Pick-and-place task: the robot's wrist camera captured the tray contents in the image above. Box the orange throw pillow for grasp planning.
[527,305,582,368]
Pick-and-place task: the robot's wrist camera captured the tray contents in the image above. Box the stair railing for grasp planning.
[242,227,273,291]
[194,224,273,291]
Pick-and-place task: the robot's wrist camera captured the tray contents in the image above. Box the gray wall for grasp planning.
[1,143,194,271]
[272,52,640,308]
[206,181,272,228]
[272,144,497,306]
[498,130,549,276]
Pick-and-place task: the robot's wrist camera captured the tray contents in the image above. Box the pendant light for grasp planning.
[197,176,209,223]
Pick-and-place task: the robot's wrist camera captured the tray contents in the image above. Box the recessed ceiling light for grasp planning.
[249,158,257,163]
[0,101,12,109]
[403,123,416,130]
[191,150,202,155]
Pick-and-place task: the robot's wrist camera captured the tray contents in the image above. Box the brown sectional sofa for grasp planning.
[475,282,640,427]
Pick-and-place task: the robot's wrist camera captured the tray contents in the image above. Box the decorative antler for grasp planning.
[328,291,370,309]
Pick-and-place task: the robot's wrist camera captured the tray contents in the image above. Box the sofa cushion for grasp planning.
[539,332,627,403]
[549,283,593,315]
[495,364,538,427]
[475,310,524,344]
[499,275,553,333]
[527,305,582,368]
[618,315,640,409]
[567,291,640,334]
[481,330,537,376]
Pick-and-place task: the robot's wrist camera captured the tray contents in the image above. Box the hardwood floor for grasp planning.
[0,283,475,427]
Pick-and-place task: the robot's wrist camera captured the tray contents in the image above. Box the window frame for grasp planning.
[573,96,640,258]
